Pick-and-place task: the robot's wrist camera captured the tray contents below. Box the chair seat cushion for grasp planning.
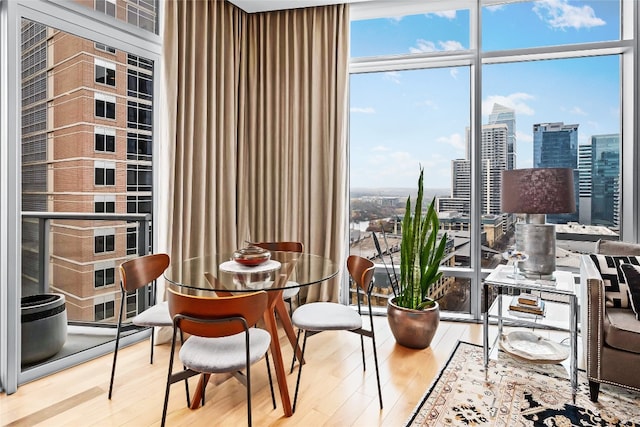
[282,284,300,300]
[292,302,362,331]
[132,301,172,327]
[179,328,271,373]
[604,307,640,354]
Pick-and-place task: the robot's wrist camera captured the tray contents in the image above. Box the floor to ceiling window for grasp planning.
[348,0,633,319]
[1,0,162,394]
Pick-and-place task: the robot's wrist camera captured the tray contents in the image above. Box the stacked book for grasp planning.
[508,294,545,317]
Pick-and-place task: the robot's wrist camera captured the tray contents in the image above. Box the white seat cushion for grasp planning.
[282,283,300,300]
[132,301,172,327]
[179,328,271,373]
[292,302,362,331]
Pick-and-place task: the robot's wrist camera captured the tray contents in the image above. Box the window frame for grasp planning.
[347,0,640,319]
[94,194,116,213]
[94,58,116,87]
[94,266,115,289]
[94,126,116,153]
[94,298,115,322]
[94,92,116,120]
[94,160,116,186]
[94,232,115,254]
[3,0,162,394]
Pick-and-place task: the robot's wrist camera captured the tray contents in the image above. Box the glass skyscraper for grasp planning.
[488,103,516,170]
[591,134,620,227]
[533,122,579,223]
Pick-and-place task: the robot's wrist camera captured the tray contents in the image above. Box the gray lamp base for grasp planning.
[515,223,556,277]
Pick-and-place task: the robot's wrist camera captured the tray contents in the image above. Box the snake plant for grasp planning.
[397,168,448,310]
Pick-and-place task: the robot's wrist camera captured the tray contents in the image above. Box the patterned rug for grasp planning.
[406,341,640,426]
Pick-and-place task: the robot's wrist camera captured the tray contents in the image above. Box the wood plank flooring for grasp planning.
[1,318,486,426]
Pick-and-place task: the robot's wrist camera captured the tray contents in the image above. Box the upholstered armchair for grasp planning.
[580,240,640,402]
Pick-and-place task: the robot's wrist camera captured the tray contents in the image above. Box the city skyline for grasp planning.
[349,0,620,189]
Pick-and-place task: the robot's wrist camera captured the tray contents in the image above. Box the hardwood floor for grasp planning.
[1,318,485,427]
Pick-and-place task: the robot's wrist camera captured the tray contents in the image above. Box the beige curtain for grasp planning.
[163,0,349,302]
[163,0,244,264]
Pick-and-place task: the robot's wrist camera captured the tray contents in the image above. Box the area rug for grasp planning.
[406,341,640,426]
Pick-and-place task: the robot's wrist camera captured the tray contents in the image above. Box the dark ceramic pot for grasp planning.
[21,293,67,365]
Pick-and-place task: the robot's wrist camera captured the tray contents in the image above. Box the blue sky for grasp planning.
[349,0,621,190]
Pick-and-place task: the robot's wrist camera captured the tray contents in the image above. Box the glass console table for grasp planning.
[482,265,579,401]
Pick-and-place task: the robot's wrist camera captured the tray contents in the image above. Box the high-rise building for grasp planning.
[481,124,508,215]
[488,103,516,170]
[533,122,579,223]
[438,124,508,218]
[437,159,470,213]
[591,134,620,227]
[21,15,155,323]
[578,143,592,224]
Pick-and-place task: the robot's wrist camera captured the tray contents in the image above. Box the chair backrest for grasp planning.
[166,288,268,338]
[347,255,375,293]
[253,241,304,253]
[120,253,170,293]
[596,239,640,256]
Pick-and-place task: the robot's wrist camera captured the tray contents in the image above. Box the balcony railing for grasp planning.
[19,212,153,384]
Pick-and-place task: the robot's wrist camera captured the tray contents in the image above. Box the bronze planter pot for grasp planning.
[387,297,439,349]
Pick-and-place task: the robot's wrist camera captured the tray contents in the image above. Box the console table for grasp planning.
[482,265,579,401]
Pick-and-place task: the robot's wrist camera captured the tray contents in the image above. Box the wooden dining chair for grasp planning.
[290,255,383,412]
[161,288,275,427]
[109,253,189,400]
[252,241,304,314]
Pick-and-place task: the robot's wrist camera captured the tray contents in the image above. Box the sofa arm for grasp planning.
[580,254,606,380]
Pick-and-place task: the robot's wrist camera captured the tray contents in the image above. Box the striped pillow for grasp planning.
[589,254,640,308]
[620,264,640,320]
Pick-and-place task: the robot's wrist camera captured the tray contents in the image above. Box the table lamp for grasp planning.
[501,168,575,278]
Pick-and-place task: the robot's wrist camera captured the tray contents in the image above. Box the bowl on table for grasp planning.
[232,246,271,267]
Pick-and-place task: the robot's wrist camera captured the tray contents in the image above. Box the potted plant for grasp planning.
[387,167,448,349]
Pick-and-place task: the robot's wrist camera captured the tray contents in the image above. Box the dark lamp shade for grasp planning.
[501,168,576,214]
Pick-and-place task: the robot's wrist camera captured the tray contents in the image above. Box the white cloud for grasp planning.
[384,71,401,84]
[409,39,463,53]
[409,39,437,53]
[483,93,536,117]
[350,107,375,114]
[439,40,464,51]
[437,133,465,151]
[485,5,504,13]
[533,0,605,30]
[426,10,457,20]
[450,68,459,80]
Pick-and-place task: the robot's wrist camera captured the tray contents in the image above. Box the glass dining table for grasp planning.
[164,251,340,417]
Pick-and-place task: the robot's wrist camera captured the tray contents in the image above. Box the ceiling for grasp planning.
[227,0,371,13]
